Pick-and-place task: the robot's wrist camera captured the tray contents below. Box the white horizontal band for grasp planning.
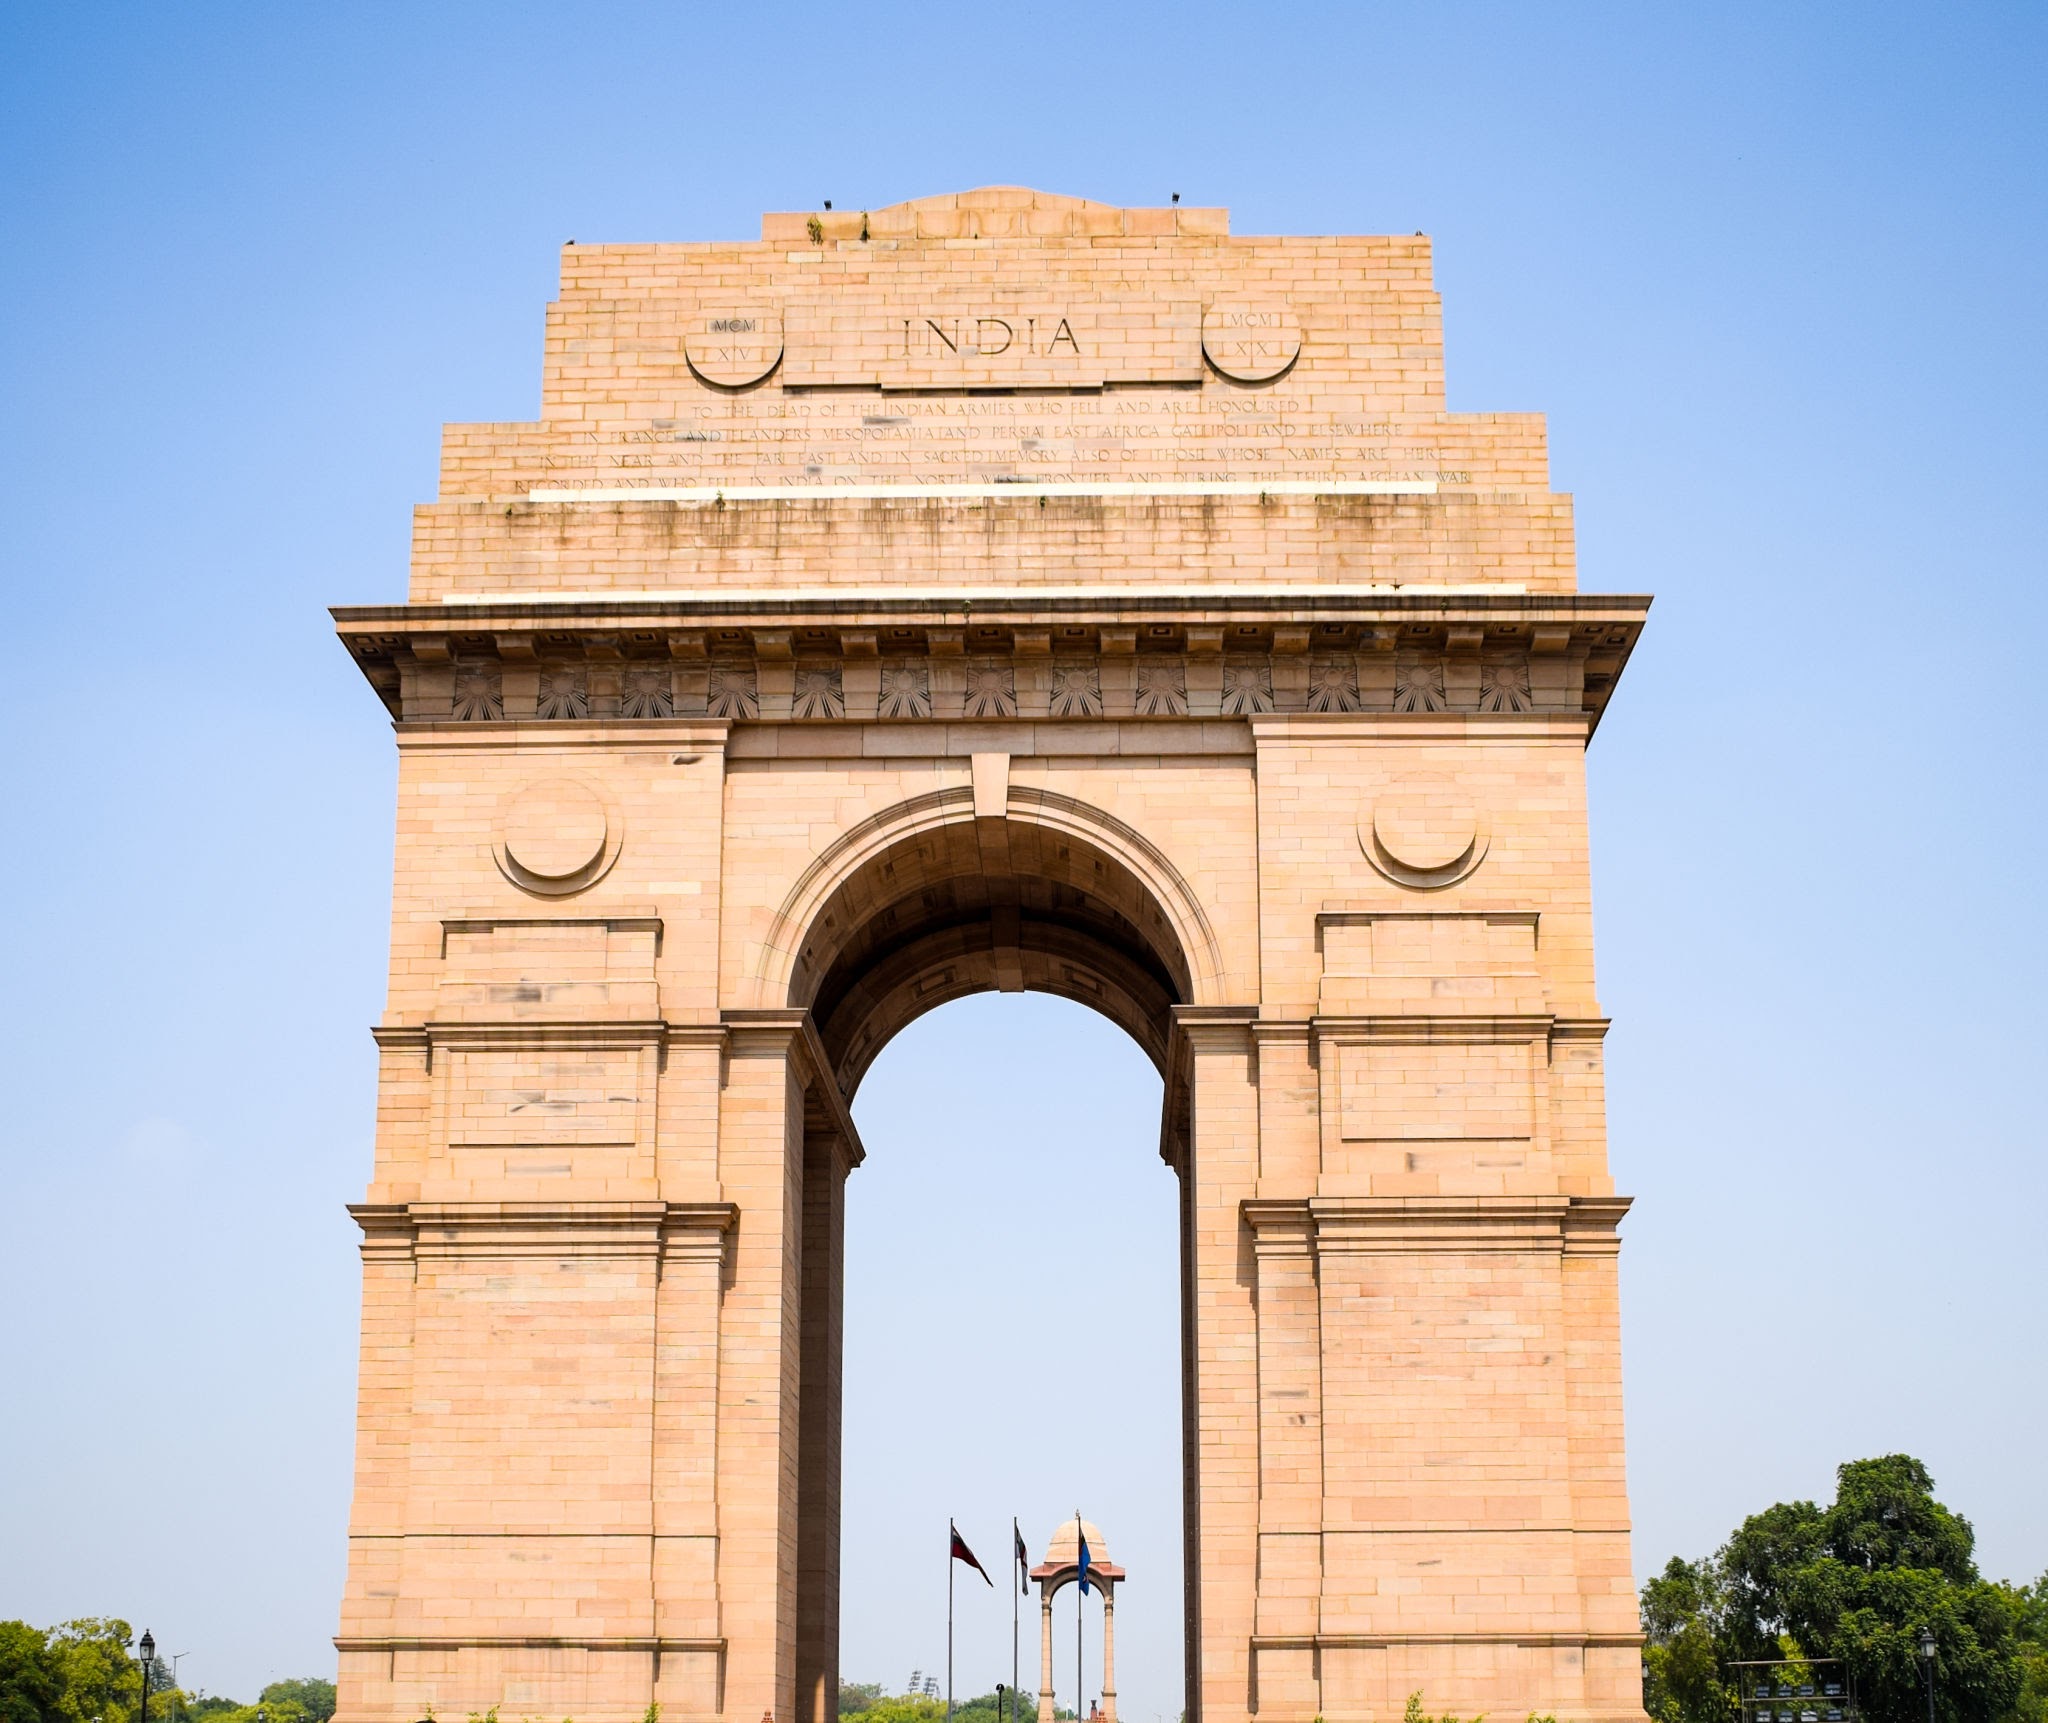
[435,582,1526,605]
[523,479,1439,503]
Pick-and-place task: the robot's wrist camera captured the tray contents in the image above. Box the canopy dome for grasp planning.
[1045,1516,1109,1567]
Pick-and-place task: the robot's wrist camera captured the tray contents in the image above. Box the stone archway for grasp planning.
[776,798,1204,1723]
[330,187,1653,1723]
[779,777,1219,1084]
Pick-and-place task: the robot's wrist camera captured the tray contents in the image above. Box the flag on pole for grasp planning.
[952,1521,994,1586]
[1015,1519,1030,1595]
[1076,1514,1092,1596]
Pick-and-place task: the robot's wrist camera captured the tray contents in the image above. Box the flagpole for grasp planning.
[948,1518,956,1723]
[1011,1518,1020,1723]
[1074,1510,1083,1723]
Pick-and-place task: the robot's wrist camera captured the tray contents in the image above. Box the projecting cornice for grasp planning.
[346,1200,738,1263]
[1240,1194,1634,1256]
[334,590,1647,733]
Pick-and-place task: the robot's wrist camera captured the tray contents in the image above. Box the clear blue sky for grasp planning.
[1,3,2042,1715]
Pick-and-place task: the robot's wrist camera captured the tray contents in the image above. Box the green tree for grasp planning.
[1998,1575,2048,1723]
[259,1683,334,1723]
[836,1690,1068,1723]
[0,1623,63,1723]
[1642,1458,2028,1723]
[188,1702,307,1723]
[948,1689,1071,1723]
[850,1699,944,1723]
[45,1621,143,1723]
[1642,1558,1737,1723]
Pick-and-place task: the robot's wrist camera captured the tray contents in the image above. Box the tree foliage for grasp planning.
[0,1626,331,1723]
[1987,1578,2047,1723]
[838,1687,1069,1723]
[259,1682,335,1723]
[1642,1458,2033,1723]
[839,1699,944,1723]
[951,1689,1070,1723]
[0,1623,64,1723]
[1643,1558,1739,1723]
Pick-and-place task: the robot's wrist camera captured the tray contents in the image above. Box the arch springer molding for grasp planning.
[1240,1193,1634,1257]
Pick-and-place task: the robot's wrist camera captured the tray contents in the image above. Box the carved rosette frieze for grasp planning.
[620,663,676,719]
[1479,651,1533,713]
[791,663,845,719]
[706,661,758,718]
[1220,658,1274,715]
[1134,659,1189,716]
[877,660,931,718]
[342,611,1642,727]
[1393,649,1447,713]
[1048,661,1103,718]
[450,658,504,721]
[1305,656,1362,713]
[535,662,590,720]
[962,659,1018,718]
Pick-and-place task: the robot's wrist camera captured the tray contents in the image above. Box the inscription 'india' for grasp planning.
[903,314,1081,359]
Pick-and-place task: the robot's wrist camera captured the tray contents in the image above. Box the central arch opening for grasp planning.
[843,996,1180,1723]
[779,807,1205,1723]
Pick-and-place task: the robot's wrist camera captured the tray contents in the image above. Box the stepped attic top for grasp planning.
[393,186,1586,605]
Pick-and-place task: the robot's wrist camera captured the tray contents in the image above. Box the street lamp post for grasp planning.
[138,1632,155,1723]
[1919,1629,1938,1723]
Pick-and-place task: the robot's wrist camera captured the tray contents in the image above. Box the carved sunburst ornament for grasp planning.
[1307,659,1362,713]
[1050,663,1102,718]
[792,667,846,719]
[707,664,759,719]
[620,666,674,719]
[963,662,1017,718]
[535,665,590,721]
[1478,656,1533,713]
[451,661,503,722]
[1393,653,1447,713]
[878,664,931,718]
[1221,661,1274,715]
[1134,661,1188,716]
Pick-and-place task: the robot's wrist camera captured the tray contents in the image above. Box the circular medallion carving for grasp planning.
[495,778,621,897]
[1201,301,1302,383]
[685,308,784,388]
[1361,778,1489,890]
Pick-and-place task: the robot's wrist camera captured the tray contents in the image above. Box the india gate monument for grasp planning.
[331,188,1650,1723]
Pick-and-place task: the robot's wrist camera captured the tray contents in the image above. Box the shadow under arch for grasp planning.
[763,785,1223,1092]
